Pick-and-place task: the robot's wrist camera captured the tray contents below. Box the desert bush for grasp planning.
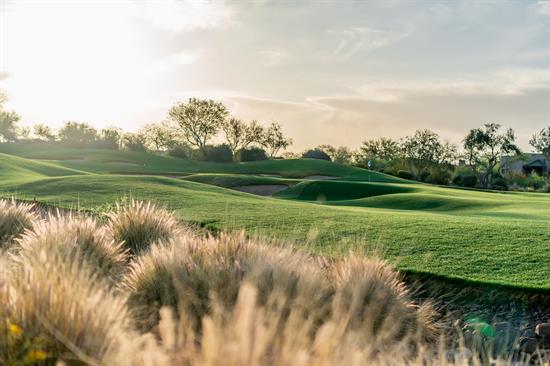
[106,200,184,255]
[302,148,331,161]
[205,144,233,163]
[15,214,128,279]
[167,143,193,159]
[397,170,414,180]
[427,167,452,185]
[236,147,268,162]
[2,240,133,363]
[0,199,38,248]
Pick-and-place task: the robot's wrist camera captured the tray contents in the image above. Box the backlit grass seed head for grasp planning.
[4,243,134,363]
[106,200,183,256]
[0,199,39,248]
[122,231,326,333]
[15,214,128,279]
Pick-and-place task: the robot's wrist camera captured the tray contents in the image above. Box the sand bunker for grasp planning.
[233,185,288,196]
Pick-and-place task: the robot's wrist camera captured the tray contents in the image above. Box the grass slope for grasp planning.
[1,148,549,290]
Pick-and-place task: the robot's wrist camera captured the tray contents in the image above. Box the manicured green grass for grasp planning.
[1,146,549,290]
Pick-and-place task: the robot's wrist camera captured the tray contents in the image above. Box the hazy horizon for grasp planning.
[1,0,549,151]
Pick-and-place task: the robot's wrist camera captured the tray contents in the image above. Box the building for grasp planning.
[501,153,550,176]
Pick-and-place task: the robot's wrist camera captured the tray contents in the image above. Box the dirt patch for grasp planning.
[304,175,338,180]
[232,185,288,196]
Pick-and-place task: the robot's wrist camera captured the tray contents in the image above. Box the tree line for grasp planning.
[1,94,549,190]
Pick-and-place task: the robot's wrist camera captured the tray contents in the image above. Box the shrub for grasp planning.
[302,148,331,161]
[0,199,38,248]
[106,200,183,256]
[236,147,268,162]
[427,167,451,185]
[205,144,233,163]
[397,170,414,180]
[527,172,546,190]
[491,174,508,190]
[16,214,128,279]
[122,133,147,152]
[167,143,192,159]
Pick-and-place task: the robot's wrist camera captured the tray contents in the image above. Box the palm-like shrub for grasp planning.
[0,199,38,248]
[106,200,183,255]
[16,214,128,279]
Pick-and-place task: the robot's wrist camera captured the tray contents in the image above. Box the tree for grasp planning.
[222,118,264,157]
[58,121,98,148]
[260,122,292,158]
[96,126,123,150]
[0,93,22,142]
[168,98,228,158]
[122,133,147,152]
[530,126,550,159]
[317,145,353,164]
[33,124,56,141]
[139,122,179,151]
[402,129,443,178]
[463,123,520,188]
[360,138,401,162]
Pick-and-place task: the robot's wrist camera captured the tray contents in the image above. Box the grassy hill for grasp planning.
[1,145,550,290]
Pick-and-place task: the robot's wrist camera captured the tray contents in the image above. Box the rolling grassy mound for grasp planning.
[0,144,403,181]
[1,147,550,290]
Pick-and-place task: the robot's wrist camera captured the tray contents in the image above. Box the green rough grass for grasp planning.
[1,146,549,290]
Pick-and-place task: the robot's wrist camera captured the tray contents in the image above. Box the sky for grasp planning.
[0,0,549,151]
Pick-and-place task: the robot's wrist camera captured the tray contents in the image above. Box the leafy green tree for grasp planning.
[97,126,123,150]
[260,122,292,158]
[359,138,402,162]
[58,121,98,148]
[530,126,550,160]
[122,133,147,152]
[463,123,520,188]
[168,98,228,158]
[0,93,22,142]
[317,144,353,164]
[402,130,443,178]
[33,124,56,141]
[139,122,179,151]
[222,118,264,157]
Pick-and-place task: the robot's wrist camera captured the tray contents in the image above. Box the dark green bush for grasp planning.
[237,147,268,162]
[397,170,414,180]
[302,149,331,161]
[206,144,233,163]
[168,144,192,159]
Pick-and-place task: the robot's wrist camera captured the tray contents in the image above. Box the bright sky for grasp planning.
[1,0,549,151]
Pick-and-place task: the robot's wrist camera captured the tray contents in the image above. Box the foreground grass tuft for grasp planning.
[106,200,184,255]
[0,199,38,249]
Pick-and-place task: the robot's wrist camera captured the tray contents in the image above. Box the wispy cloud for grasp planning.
[259,48,290,67]
[535,0,550,17]
[135,0,233,32]
[329,26,414,59]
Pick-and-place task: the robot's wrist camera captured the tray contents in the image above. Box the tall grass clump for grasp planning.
[15,214,128,279]
[0,199,38,249]
[122,232,330,332]
[121,230,436,364]
[2,237,134,364]
[106,200,184,255]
